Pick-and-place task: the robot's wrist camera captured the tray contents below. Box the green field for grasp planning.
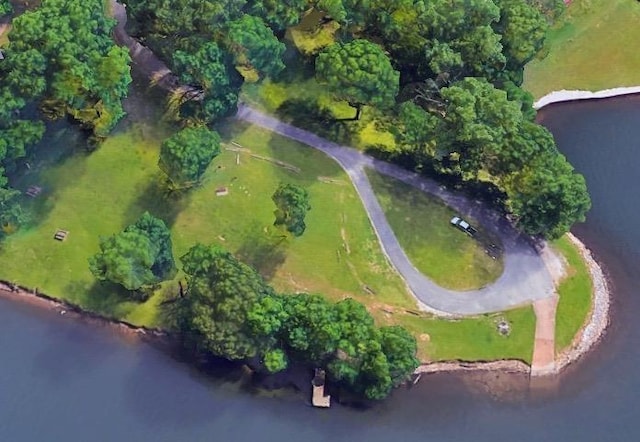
[0,118,417,326]
[0,109,544,362]
[367,169,503,291]
[396,307,536,363]
[524,0,640,98]
[553,236,593,352]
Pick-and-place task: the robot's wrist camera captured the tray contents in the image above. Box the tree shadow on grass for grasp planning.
[235,227,288,282]
[276,98,353,146]
[123,173,192,229]
[63,279,138,320]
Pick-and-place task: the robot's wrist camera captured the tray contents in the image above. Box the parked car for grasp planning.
[450,216,477,236]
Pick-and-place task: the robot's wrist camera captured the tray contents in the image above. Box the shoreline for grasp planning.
[0,1,616,384]
[415,233,611,377]
[533,86,640,110]
[0,281,171,344]
[0,229,610,380]
[554,234,610,372]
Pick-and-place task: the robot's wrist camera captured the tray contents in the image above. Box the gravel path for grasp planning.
[236,105,555,315]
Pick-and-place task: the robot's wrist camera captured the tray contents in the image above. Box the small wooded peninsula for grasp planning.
[0,0,594,402]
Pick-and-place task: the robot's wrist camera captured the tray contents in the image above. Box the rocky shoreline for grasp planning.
[415,233,611,377]
[534,86,640,110]
[554,234,610,372]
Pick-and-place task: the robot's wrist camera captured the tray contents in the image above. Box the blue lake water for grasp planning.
[2,95,640,441]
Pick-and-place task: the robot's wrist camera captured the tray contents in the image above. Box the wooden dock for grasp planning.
[311,368,331,408]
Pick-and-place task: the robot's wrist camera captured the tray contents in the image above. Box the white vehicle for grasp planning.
[450,216,477,236]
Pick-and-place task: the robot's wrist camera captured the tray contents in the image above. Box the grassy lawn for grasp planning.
[390,308,536,363]
[0,110,540,362]
[524,0,640,99]
[553,236,593,352]
[0,117,415,327]
[366,169,504,291]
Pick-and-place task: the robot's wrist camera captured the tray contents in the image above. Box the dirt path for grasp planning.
[531,295,559,375]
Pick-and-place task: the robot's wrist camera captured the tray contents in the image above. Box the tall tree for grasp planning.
[89,213,175,291]
[493,0,548,79]
[279,293,342,362]
[227,15,286,80]
[272,183,311,237]
[126,212,177,280]
[177,244,275,359]
[172,42,243,123]
[432,77,524,179]
[125,0,245,44]
[505,151,590,239]
[158,126,221,188]
[378,325,419,387]
[316,39,399,119]
[89,229,158,291]
[0,0,12,17]
[246,0,309,31]
[0,185,29,237]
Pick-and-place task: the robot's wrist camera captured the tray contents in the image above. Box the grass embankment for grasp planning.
[366,169,503,291]
[397,308,536,363]
[553,236,593,352]
[524,0,640,98]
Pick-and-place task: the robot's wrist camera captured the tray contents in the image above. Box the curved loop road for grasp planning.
[109,0,554,317]
[236,105,555,316]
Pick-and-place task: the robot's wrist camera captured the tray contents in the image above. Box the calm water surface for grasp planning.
[2,96,640,441]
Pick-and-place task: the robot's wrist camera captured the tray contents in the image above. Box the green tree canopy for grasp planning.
[0,0,12,17]
[493,0,548,70]
[89,213,175,291]
[172,42,244,123]
[0,186,29,237]
[89,229,157,291]
[177,243,275,360]
[263,348,288,373]
[172,246,418,399]
[316,39,399,119]
[432,77,524,178]
[379,325,419,387]
[227,15,286,80]
[505,150,591,239]
[1,0,131,139]
[246,0,309,30]
[398,76,590,238]
[272,183,311,237]
[125,0,245,43]
[158,126,221,188]
[126,212,177,280]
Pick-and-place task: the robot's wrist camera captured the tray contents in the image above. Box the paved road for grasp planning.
[108,1,555,316]
[236,105,555,315]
